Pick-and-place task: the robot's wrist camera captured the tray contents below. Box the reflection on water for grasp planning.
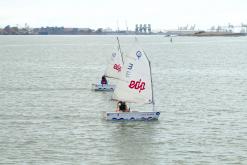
[109,121,159,164]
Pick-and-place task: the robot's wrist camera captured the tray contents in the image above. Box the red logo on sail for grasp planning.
[129,79,145,93]
[113,64,121,72]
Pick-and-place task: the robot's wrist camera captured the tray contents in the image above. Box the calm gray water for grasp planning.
[0,35,247,164]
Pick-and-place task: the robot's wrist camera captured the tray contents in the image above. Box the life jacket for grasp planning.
[119,103,126,111]
[101,78,107,84]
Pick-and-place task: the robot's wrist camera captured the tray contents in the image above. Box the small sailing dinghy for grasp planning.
[92,38,124,91]
[104,40,160,120]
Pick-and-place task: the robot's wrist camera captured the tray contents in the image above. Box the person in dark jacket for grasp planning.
[116,101,130,112]
[101,75,108,85]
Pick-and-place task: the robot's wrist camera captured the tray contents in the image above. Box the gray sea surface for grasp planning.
[0,35,247,165]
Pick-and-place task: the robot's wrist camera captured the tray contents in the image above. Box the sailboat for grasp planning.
[104,40,160,120]
[92,38,124,91]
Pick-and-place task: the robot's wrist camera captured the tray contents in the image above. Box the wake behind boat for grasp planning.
[104,39,160,121]
[92,37,124,91]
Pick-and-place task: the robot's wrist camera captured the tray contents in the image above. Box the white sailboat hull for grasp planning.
[104,111,160,121]
[92,83,115,91]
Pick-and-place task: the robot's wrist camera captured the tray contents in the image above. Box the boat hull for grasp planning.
[104,111,160,121]
[92,84,115,91]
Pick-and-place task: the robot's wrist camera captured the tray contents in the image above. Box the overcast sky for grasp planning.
[0,0,246,30]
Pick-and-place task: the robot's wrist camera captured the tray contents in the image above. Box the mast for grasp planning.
[144,51,155,106]
[116,20,124,64]
[116,37,124,64]
[149,59,155,112]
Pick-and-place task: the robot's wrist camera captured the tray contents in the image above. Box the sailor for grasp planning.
[116,101,130,112]
[101,75,108,85]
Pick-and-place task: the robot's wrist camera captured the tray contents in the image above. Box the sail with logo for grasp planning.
[92,37,124,91]
[104,37,124,80]
[104,40,160,120]
[112,43,153,104]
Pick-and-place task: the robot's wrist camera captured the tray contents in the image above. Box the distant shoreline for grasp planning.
[1,25,247,36]
[192,31,246,37]
[0,31,246,37]
[1,33,246,36]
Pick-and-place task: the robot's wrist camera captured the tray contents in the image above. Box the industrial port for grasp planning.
[0,23,247,36]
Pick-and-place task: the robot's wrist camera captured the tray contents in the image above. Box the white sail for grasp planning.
[112,42,153,104]
[104,38,124,80]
